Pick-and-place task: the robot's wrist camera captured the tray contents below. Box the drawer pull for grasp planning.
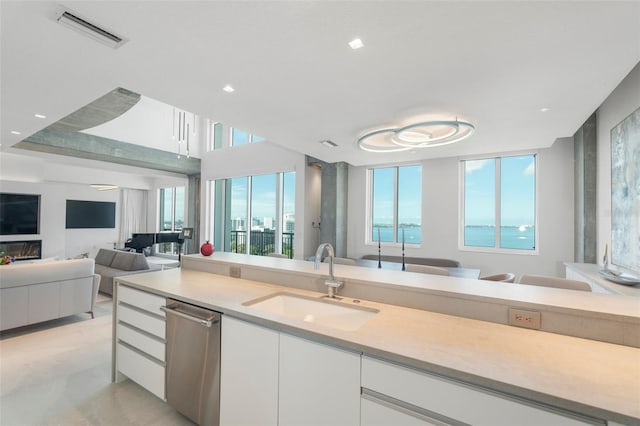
[362,388,470,426]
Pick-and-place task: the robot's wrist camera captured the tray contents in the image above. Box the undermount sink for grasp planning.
[243,292,379,332]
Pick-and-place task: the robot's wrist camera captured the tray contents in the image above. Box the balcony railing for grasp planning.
[229,230,294,258]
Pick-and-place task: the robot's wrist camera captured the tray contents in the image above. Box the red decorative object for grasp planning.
[200,241,214,256]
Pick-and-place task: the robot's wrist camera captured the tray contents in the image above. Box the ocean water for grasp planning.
[465,225,535,250]
[373,225,535,250]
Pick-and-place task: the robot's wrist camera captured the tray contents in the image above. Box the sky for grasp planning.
[229,172,295,225]
[224,155,534,233]
[465,155,535,227]
[372,165,421,226]
[370,157,535,229]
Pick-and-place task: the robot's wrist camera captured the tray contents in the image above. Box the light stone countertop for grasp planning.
[116,266,640,425]
[565,262,640,297]
[186,253,640,322]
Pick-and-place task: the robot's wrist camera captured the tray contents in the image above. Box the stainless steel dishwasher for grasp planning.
[162,299,221,426]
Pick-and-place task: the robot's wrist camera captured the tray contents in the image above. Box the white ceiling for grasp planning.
[1,1,639,168]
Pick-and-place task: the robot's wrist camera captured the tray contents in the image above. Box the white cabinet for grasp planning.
[361,356,600,426]
[114,283,166,400]
[219,317,361,426]
[0,286,28,330]
[279,333,361,426]
[220,316,279,426]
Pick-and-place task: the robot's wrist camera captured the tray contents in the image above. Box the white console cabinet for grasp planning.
[114,283,166,400]
[220,316,361,426]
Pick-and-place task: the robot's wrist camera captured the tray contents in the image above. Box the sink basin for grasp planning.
[243,292,379,331]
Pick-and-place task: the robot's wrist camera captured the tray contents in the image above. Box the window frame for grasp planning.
[157,186,186,255]
[458,153,539,255]
[366,163,422,247]
[209,171,295,258]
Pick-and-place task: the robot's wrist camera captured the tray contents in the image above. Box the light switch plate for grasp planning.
[508,308,541,330]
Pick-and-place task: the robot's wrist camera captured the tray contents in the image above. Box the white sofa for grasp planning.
[0,258,101,331]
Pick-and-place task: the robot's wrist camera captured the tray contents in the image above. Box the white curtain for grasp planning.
[119,189,149,246]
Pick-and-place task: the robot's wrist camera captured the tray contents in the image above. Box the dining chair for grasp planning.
[480,273,516,283]
[518,274,591,292]
[267,253,289,259]
[405,264,449,276]
[323,257,357,265]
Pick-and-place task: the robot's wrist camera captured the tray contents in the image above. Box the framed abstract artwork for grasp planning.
[610,106,640,275]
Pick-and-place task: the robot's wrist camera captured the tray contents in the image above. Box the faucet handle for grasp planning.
[325,279,343,288]
[325,279,343,299]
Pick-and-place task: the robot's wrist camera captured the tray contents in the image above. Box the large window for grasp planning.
[212,172,295,258]
[462,155,536,251]
[158,186,185,254]
[231,128,265,147]
[210,124,266,150]
[370,165,422,245]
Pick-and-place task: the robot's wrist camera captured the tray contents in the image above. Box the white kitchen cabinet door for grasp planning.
[220,316,279,426]
[279,333,361,426]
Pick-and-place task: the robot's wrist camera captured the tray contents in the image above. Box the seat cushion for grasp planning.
[111,252,149,271]
[95,249,117,266]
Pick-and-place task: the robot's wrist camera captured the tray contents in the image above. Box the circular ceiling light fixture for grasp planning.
[357,118,475,152]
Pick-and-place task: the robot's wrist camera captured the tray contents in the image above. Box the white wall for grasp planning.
[347,139,575,278]
[82,96,203,158]
[596,62,640,273]
[199,140,310,259]
[0,180,120,259]
[0,151,189,258]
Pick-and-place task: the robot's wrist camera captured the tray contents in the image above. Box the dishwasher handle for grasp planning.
[161,305,219,328]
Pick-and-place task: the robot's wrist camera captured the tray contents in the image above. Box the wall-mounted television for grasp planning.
[66,200,116,229]
[0,193,40,235]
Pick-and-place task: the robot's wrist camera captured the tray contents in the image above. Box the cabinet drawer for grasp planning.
[117,323,165,362]
[361,356,599,426]
[118,285,165,316]
[361,395,444,426]
[117,342,165,400]
[118,304,165,339]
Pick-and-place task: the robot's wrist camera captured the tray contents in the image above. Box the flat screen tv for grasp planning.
[66,200,116,229]
[0,193,40,235]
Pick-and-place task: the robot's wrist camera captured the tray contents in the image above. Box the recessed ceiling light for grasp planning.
[540,107,551,112]
[320,140,338,148]
[10,130,21,135]
[223,85,235,93]
[34,114,46,119]
[348,38,364,50]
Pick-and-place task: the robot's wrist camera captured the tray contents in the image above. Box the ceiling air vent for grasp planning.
[56,9,127,49]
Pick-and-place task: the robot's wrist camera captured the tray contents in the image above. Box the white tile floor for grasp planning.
[0,294,192,425]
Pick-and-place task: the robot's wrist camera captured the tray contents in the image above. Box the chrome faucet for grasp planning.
[314,243,343,298]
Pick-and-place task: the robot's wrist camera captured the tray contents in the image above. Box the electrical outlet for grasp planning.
[229,266,241,278]
[508,308,541,330]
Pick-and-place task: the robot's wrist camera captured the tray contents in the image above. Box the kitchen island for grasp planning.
[113,253,640,425]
